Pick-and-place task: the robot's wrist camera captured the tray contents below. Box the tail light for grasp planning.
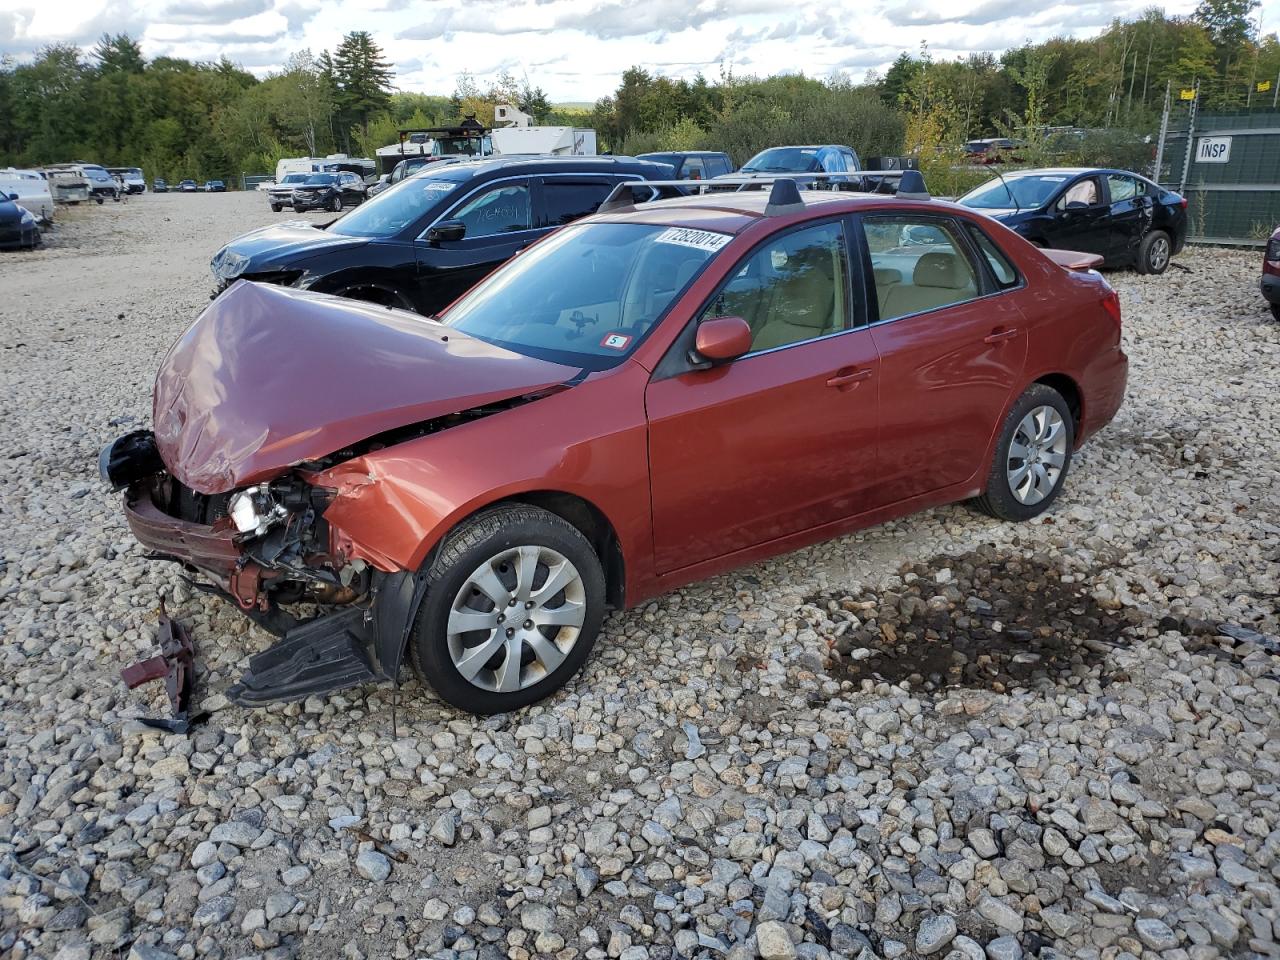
[1179,197,1188,209]
[1266,236,1280,263]
[1101,289,1122,331]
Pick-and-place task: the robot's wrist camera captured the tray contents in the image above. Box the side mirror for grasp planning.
[427,219,466,244]
[7,193,17,202]
[693,316,752,364]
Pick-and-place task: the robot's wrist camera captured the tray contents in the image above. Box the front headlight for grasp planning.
[211,248,250,280]
[20,208,35,226]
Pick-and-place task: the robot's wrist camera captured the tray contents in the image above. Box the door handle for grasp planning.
[826,368,873,389]
[984,327,1019,345]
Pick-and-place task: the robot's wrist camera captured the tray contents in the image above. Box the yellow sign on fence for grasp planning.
[1258,80,1273,93]
[1180,88,1197,100]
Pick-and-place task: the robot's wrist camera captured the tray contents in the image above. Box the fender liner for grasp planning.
[372,568,431,682]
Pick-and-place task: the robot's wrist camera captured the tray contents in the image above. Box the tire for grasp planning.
[1136,230,1171,275]
[330,196,343,213]
[95,198,104,205]
[408,504,606,715]
[270,203,281,213]
[334,283,413,310]
[973,383,1075,521]
[1270,304,1280,322]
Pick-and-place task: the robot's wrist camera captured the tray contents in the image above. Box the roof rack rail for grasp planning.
[598,169,929,214]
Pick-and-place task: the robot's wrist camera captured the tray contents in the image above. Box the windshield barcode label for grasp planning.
[655,227,732,252]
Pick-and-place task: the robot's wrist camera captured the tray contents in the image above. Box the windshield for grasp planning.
[960,174,1070,210]
[441,222,725,368]
[741,147,820,173]
[280,173,308,184]
[329,177,458,237]
[303,174,337,185]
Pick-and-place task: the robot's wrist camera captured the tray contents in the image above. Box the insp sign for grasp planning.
[1195,137,1232,163]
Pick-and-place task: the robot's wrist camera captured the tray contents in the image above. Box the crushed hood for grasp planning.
[212,222,367,279]
[154,281,576,494]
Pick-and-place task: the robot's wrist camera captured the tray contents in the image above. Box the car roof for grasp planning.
[413,155,671,183]
[590,188,955,235]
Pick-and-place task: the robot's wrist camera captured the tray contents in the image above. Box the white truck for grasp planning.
[491,104,596,156]
[0,168,56,222]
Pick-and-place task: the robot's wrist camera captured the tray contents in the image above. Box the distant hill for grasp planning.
[554,102,594,112]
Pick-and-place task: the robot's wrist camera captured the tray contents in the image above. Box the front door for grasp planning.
[1043,174,1110,255]
[1103,173,1151,263]
[414,178,541,313]
[859,214,1027,505]
[646,219,881,574]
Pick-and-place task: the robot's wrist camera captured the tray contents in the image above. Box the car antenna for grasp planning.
[990,165,1021,213]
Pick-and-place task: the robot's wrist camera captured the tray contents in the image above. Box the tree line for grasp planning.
[0,1,1276,186]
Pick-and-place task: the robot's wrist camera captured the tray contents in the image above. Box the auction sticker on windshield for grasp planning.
[600,332,632,350]
[656,227,732,252]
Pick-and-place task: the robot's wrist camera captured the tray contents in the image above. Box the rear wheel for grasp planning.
[1136,230,1171,274]
[409,505,606,715]
[973,384,1074,521]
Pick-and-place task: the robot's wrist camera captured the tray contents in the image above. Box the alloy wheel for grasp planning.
[1148,235,1170,271]
[446,545,586,693]
[1006,405,1068,505]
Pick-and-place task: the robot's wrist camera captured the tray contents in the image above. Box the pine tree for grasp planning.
[330,32,393,149]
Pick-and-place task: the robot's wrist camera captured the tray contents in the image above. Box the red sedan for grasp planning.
[102,178,1127,715]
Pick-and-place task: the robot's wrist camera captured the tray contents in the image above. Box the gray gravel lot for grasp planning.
[1,192,1279,960]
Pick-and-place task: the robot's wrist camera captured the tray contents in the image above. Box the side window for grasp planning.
[965,224,1019,288]
[861,217,980,322]
[702,221,848,353]
[707,156,731,177]
[541,179,614,226]
[451,182,531,237]
[1107,174,1138,203]
[1058,177,1101,209]
[820,149,847,173]
[682,157,706,181]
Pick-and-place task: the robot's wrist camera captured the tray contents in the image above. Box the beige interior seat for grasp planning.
[873,267,903,321]
[880,251,976,320]
[750,245,839,351]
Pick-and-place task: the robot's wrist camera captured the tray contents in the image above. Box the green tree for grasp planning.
[330,31,393,148]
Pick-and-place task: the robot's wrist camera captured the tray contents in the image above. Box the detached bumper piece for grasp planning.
[227,606,379,706]
[121,598,200,734]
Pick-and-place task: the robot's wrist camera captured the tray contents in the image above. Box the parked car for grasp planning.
[105,176,1127,715]
[368,156,456,198]
[0,168,56,222]
[1263,226,1280,320]
[107,167,147,194]
[730,145,862,188]
[0,192,41,249]
[44,168,90,205]
[209,156,673,314]
[153,179,169,193]
[963,138,1027,164]
[81,164,122,203]
[958,168,1186,274]
[636,151,734,180]
[266,172,310,212]
[179,180,198,192]
[288,172,366,212]
[204,180,227,192]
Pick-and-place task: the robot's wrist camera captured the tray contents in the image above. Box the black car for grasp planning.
[210,156,672,314]
[369,156,456,198]
[179,180,198,192]
[636,151,734,180]
[153,179,169,193]
[958,167,1187,274]
[204,180,227,193]
[290,172,367,212]
[0,193,41,249]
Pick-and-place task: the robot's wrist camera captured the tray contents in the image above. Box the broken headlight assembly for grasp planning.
[211,248,251,281]
[228,485,287,538]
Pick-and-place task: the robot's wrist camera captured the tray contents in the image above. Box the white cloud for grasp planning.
[0,0,1268,101]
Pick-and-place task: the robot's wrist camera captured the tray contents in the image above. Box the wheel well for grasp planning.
[1035,373,1082,431]
[495,492,626,609]
[331,280,413,311]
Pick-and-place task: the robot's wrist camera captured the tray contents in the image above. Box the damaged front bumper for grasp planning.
[101,431,427,707]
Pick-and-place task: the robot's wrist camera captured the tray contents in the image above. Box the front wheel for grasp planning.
[1270,303,1280,322]
[1136,230,1171,275]
[973,384,1074,521]
[95,198,104,205]
[270,203,281,213]
[409,505,606,715]
[329,196,343,213]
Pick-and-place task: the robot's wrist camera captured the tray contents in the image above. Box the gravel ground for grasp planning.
[2,192,1279,960]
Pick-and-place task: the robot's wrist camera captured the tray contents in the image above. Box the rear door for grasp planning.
[413,177,538,312]
[536,176,628,227]
[1103,173,1150,262]
[858,213,1026,506]
[646,218,881,573]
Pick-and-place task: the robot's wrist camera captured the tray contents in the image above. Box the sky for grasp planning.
[2,0,1278,101]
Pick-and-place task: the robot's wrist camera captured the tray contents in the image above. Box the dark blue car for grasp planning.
[958,167,1187,274]
[0,192,41,249]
